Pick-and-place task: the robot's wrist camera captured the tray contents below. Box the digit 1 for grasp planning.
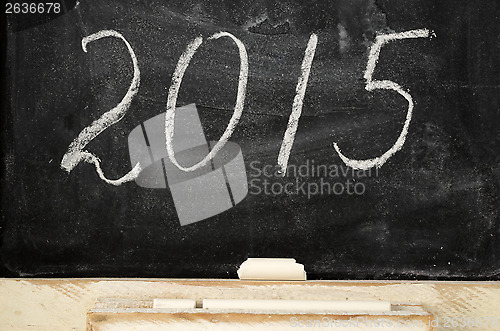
[277,34,318,175]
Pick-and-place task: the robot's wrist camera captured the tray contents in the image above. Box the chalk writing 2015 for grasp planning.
[61,28,433,184]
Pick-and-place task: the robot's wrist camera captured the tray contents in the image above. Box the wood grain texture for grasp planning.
[1,279,499,330]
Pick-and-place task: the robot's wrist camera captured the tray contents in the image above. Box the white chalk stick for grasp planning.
[203,299,391,313]
[153,299,197,309]
[237,258,306,280]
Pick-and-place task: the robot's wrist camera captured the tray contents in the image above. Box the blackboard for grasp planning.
[1,0,499,279]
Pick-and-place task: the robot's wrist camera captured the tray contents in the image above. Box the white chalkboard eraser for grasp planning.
[237,258,306,281]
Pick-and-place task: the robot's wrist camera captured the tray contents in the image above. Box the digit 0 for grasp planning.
[165,31,248,172]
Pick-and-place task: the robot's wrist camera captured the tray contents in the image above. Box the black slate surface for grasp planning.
[1,0,499,279]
